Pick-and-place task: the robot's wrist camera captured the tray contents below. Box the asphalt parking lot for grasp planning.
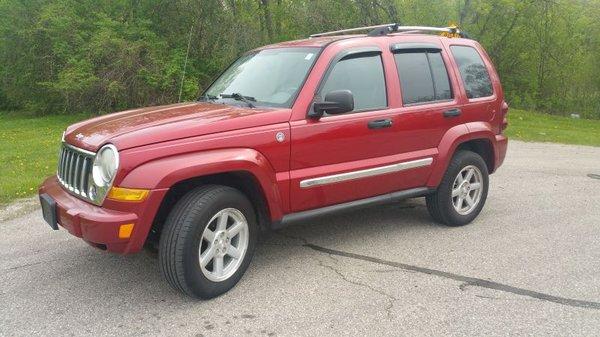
[2,140,600,336]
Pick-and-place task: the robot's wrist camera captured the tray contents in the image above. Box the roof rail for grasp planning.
[309,24,469,39]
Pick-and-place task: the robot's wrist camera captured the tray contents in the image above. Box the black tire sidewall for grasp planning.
[438,151,489,226]
[180,188,257,298]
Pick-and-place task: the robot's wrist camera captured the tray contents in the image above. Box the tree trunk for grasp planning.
[537,0,550,101]
[459,0,471,26]
[259,0,274,42]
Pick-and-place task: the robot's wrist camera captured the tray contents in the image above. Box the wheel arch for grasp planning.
[147,171,272,247]
[428,123,498,187]
[119,148,283,247]
[455,139,494,173]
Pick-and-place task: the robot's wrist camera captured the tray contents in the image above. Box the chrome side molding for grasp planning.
[300,157,433,188]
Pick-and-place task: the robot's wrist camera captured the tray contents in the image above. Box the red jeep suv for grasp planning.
[38,24,508,298]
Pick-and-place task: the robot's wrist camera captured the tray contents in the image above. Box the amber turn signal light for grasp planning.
[118,223,135,239]
[107,187,149,202]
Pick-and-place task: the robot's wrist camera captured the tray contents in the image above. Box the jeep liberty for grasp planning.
[39,24,508,298]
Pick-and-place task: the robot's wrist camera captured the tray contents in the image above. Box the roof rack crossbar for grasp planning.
[309,23,397,38]
[309,24,468,39]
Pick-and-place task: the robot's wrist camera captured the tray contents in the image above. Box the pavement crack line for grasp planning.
[274,232,310,245]
[316,254,398,319]
[303,243,600,310]
[3,260,57,272]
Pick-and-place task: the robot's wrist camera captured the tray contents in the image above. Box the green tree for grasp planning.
[0,0,598,118]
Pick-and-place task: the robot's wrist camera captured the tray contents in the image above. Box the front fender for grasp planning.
[120,148,284,220]
[427,122,497,187]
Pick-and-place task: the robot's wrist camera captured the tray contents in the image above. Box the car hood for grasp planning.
[64,102,291,152]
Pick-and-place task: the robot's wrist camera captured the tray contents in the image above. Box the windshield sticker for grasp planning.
[305,53,314,60]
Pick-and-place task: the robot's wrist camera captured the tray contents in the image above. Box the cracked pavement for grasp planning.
[2,140,600,336]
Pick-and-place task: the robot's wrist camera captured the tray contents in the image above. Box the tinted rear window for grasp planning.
[394,52,452,105]
[450,46,493,98]
[428,53,452,100]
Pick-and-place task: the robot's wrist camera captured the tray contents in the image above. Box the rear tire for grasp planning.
[426,151,489,226]
[159,185,257,299]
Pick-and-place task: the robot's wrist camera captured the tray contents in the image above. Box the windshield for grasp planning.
[203,47,320,108]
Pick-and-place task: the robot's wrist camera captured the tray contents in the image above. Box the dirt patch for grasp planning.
[0,196,39,222]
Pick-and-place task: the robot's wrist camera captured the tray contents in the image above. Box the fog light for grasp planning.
[118,223,135,239]
[107,187,149,202]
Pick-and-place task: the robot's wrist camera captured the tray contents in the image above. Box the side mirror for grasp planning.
[310,90,354,118]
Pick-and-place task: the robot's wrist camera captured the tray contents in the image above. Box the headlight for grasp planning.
[92,145,119,186]
[88,144,119,203]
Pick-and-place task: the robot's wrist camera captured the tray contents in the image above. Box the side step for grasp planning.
[272,187,433,229]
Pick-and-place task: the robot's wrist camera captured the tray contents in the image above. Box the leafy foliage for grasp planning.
[0,0,599,118]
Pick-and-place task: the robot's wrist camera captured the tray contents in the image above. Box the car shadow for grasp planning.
[42,198,440,303]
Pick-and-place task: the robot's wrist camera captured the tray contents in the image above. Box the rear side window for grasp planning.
[394,52,452,105]
[450,46,493,99]
[320,54,387,111]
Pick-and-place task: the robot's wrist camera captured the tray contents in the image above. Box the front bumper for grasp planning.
[38,176,167,254]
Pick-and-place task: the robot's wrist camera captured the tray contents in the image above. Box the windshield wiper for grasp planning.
[199,94,219,102]
[220,93,256,108]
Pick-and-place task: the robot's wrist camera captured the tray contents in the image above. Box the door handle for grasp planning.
[443,108,461,117]
[368,119,393,129]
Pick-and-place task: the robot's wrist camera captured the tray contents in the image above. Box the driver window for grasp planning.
[320,53,387,112]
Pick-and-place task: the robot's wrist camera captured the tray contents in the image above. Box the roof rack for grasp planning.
[309,23,469,39]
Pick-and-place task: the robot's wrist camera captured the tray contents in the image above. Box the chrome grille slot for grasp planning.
[57,143,95,200]
[73,155,81,192]
[67,151,74,187]
[57,147,65,178]
[79,157,87,193]
[61,147,67,179]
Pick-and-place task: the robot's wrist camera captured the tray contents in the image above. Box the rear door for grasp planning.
[388,40,504,191]
[387,42,466,181]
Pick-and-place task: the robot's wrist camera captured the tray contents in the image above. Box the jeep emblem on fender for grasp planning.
[275,132,285,143]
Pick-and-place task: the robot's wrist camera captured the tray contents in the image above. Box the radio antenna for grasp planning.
[178,24,194,102]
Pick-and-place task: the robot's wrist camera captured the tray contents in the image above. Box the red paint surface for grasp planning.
[40,34,507,254]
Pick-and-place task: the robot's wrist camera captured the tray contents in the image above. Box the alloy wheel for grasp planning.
[198,208,249,282]
[451,165,483,215]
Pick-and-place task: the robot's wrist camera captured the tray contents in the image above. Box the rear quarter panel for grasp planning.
[442,39,505,135]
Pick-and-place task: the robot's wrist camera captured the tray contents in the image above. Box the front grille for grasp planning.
[57,143,95,199]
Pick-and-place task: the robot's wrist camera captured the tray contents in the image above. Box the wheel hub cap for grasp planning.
[451,165,483,215]
[213,231,229,256]
[198,208,249,282]
[460,182,471,197]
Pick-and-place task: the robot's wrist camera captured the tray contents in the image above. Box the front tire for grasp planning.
[159,185,257,299]
[426,151,489,226]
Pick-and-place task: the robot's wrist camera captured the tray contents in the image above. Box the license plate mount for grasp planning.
[39,194,59,230]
